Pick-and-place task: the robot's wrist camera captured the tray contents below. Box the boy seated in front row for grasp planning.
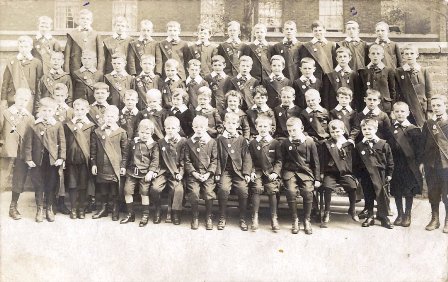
[228,56,260,111]
[185,59,209,109]
[281,117,321,234]
[354,119,394,229]
[273,86,302,139]
[248,115,283,231]
[104,52,134,108]
[319,119,359,228]
[220,90,250,139]
[133,54,161,110]
[204,55,231,113]
[184,116,218,230]
[119,90,140,141]
[215,112,252,231]
[329,87,356,137]
[136,89,169,141]
[88,82,111,127]
[292,57,322,109]
[168,88,194,137]
[120,119,159,227]
[246,85,276,138]
[158,59,186,109]
[24,97,66,223]
[151,116,187,225]
[262,55,292,109]
[91,105,128,221]
[63,98,95,219]
[193,86,223,138]
[300,89,330,143]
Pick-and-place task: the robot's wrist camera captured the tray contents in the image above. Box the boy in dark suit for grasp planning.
[300,89,330,143]
[103,16,133,74]
[216,21,246,77]
[104,53,134,109]
[273,86,302,139]
[220,90,250,139]
[185,59,209,109]
[52,83,74,123]
[329,87,357,136]
[119,90,139,141]
[168,89,194,137]
[228,56,260,111]
[193,87,223,138]
[63,9,104,76]
[88,82,110,127]
[292,57,322,109]
[24,97,66,222]
[337,21,367,71]
[184,116,218,230]
[189,24,218,77]
[72,50,104,104]
[204,55,231,113]
[262,55,293,109]
[216,112,252,231]
[281,117,321,234]
[135,89,169,141]
[133,54,161,110]
[372,21,402,69]
[271,20,302,81]
[243,23,272,81]
[420,95,448,233]
[246,86,276,138]
[248,115,282,231]
[354,119,394,229]
[32,16,62,75]
[158,59,186,109]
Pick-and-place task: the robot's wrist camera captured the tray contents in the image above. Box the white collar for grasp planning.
[171,104,188,113]
[166,36,180,42]
[311,37,328,45]
[289,134,306,143]
[226,38,241,44]
[196,40,211,46]
[112,33,128,39]
[35,117,57,125]
[344,37,361,42]
[122,107,139,116]
[282,37,298,44]
[138,35,154,42]
[72,116,91,125]
[334,65,352,73]
[362,107,381,115]
[211,71,227,79]
[299,75,316,83]
[251,104,270,112]
[269,72,285,81]
[334,104,353,112]
[256,134,273,142]
[186,76,203,85]
[191,133,211,143]
[222,130,239,138]
[281,103,296,109]
[50,68,65,75]
[139,71,156,78]
[8,105,31,116]
[195,105,213,112]
[394,120,412,127]
[362,136,380,144]
[77,26,93,32]
[91,101,109,107]
[110,70,129,77]
[165,76,180,82]
[305,105,325,113]
[237,73,252,80]
[226,108,241,114]
[402,63,421,72]
[432,114,448,121]
[164,134,181,142]
[253,39,268,46]
[134,136,154,145]
[147,105,163,112]
[80,66,97,73]
[17,53,33,61]
[36,32,52,40]
[375,38,391,44]
[367,62,385,70]
[101,123,119,131]
[332,137,348,149]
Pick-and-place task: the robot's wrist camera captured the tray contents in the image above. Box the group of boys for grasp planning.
[0,10,447,235]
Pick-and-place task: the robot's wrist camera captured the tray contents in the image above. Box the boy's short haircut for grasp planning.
[140,20,153,29]
[111,52,127,61]
[225,90,242,103]
[113,16,128,26]
[300,57,315,67]
[365,89,381,99]
[17,36,33,46]
[311,20,325,30]
[224,112,240,123]
[51,51,64,60]
[38,16,52,25]
[38,97,57,110]
[188,59,201,68]
[360,118,379,129]
[53,83,68,94]
[281,86,295,96]
[252,85,268,98]
[227,21,240,30]
[172,88,189,104]
[197,86,212,98]
[141,54,155,64]
[165,59,179,69]
[375,21,389,29]
[73,98,89,109]
[166,21,181,30]
[304,89,321,100]
[197,23,211,32]
[124,89,138,100]
[82,50,97,58]
[286,116,303,127]
[211,55,226,64]
[93,82,110,91]
[255,115,273,126]
[192,115,208,127]
[138,119,155,134]
[79,9,93,19]
[401,44,419,54]
[239,55,253,65]
[164,116,180,127]
[270,55,285,66]
[146,89,162,100]
[369,44,384,54]
[15,88,32,100]
[283,20,297,29]
[345,20,359,28]
[336,47,352,57]
[253,23,267,31]
[328,119,346,132]
[105,105,119,116]
[431,94,448,104]
[336,87,353,98]
[392,101,410,111]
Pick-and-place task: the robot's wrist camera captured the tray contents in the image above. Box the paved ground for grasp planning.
[1,192,447,282]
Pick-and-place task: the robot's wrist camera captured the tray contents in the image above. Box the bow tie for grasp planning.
[259,137,270,144]
[188,80,197,86]
[172,107,179,113]
[364,140,376,147]
[240,76,247,82]
[226,134,238,139]
[274,75,283,81]
[303,79,311,86]
[194,137,206,145]
[436,115,444,121]
[341,106,348,112]
[168,137,179,144]
[284,40,293,47]
[215,74,223,81]
[366,110,376,116]
[341,70,351,76]
[291,139,303,145]
[371,64,381,72]
[80,28,90,32]
[282,105,290,110]
[104,125,112,130]
[96,104,106,109]
[395,122,405,128]
[378,40,388,44]
[408,67,419,75]
[312,110,320,114]
[170,39,179,45]
[141,74,153,80]
[75,119,84,124]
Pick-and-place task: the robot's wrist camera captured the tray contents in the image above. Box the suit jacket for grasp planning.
[320,139,355,175]
[88,103,108,126]
[292,78,322,109]
[262,77,293,109]
[280,137,320,181]
[300,108,330,140]
[421,118,448,169]
[248,138,282,176]
[322,70,360,110]
[184,137,218,175]
[329,107,356,135]
[32,36,62,75]
[350,110,391,142]
[243,43,272,81]
[193,107,223,138]
[216,42,246,76]
[123,138,159,178]
[220,109,250,140]
[204,73,231,113]
[186,78,209,109]
[0,106,34,158]
[63,119,95,165]
[188,42,218,77]
[157,137,186,178]
[358,67,396,113]
[368,41,402,69]
[158,78,186,109]
[169,107,194,137]
[157,39,190,80]
[228,76,259,111]
[102,36,133,74]
[104,73,134,109]
[246,108,276,137]
[216,135,252,178]
[63,29,104,75]
[37,71,73,106]
[54,104,74,123]
[298,41,336,80]
[273,105,302,138]
[336,40,368,71]
[118,109,139,141]
[271,41,302,80]
[72,68,104,104]
[127,38,160,76]
[132,73,161,110]
[135,108,169,140]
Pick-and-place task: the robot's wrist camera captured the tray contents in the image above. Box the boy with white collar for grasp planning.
[64,9,104,75]
[243,23,272,81]
[2,89,34,220]
[103,16,133,74]
[204,55,231,113]
[292,57,322,109]
[216,21,247,76]
[32,16,62,75]
[24,97,66,222]
[354,119,394,229]
[133,54,161,110]
[272,20,302,80]
[189,24,218,77]
[128,20,161,76]
[248,115,282,231]
[220,90,250,139]
[193,86,223,138]
[168,88,194,137]
[63,98,96,219]
[372,21,402,69]
[329,87,357,137]
[395,45,433,128]
[121,119,159,226]
[300,89,330,143]
[184,115,218,230]
[298,20,336,80]
[136,89,169,141]
[185,59,209,109]
[246,85,276,138]
[337,20,367,71]
[119,90,140,141]
[88,82,110,127]
[52,83,74,123]
[91,105,128,221]
[228,56,260,111]
[358,44,396,114]
[262,55,293,109]
[158,59,186,109]
[72,50,104,104]
[273,86,302,139]
[104,52,134,109]
[1,36,43,114]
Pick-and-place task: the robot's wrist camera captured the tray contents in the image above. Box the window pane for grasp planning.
[258,0,283,31]
[319,0,343,31]
[112,0,138,32]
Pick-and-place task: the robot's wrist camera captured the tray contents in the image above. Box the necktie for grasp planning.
[436,115,443,121]
[171,39,179,45]
[275,75,282,81]
[240,76,247,83]
[282,105,289,111]
[291,139,302,145]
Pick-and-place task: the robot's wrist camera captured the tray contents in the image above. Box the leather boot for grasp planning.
[205,200,213,230]
[304,218,313,235]
[153,204,162,224]
[271,214,280,232]
[85,196,96,213]
[139,205,150,227]
[362,210,375,227]
[358,208,369,220]
[320,211,330,228]
[443,215,448,234]
[191,211,199,230]
[165,205,172,223]
[401,211,412,227]
[393,212,403,226]
[9,202,22,220]
[57,197,71,215]
[172,210,181,225]
[239,218,248,231]
[112,201,119,221]
[70,208,77,219]
[239,197,248,231]
[425,204,440,231]
[251,212,259,231]
[379,216,393,229]
[348,208,359,222]
[35,206,44,223]
[92,203,108,219]
[217,196,227,230]
[46,205,55,222]
[120,203,135,224]
[77,209,85,219]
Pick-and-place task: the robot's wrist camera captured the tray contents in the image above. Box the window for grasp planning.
[112,0,138,32]
[258,0,283,32]
[54,0,80,30]
[200,0,225,35]
[319,0,343,32]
